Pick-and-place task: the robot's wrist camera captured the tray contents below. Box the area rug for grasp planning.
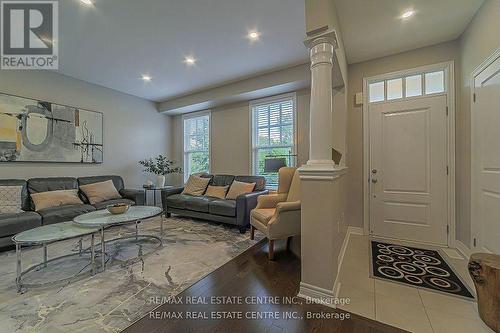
[0,216,263,333]
[370,241,474,299]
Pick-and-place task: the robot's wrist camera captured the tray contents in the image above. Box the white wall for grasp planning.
[458,0,500,246]
[0,71,171,188]
[169,89,311,185]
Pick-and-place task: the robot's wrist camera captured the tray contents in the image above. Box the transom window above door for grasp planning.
[368,70,445,103]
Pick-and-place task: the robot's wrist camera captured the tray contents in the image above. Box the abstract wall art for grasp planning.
[0,92,103,163]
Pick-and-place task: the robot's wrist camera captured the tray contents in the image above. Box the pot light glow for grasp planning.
[248,31,260,40]
[141,75,152,82]
[400,10,415,19]
[184,56,196,65]
[80,0,94,5]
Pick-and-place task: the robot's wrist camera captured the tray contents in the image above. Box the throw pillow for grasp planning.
[79,180,122,205]
[225,181,256,200]
[182,175,211,196]
[205,185,229,199]
[0,185,23,214]
[31,189,83,211]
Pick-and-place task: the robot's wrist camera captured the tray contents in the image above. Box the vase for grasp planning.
[156,175,166,187]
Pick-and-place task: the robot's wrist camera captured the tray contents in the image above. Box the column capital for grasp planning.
[303,29,338,50]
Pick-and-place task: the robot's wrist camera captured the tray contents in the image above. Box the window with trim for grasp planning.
[183,113,210,181]
[368,70,445,103]
[251,94,296,187]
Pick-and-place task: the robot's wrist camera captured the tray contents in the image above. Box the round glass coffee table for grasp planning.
[73,206,163,271]
[12,222,100,292]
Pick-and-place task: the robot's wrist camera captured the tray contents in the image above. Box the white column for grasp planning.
[306,36,336,167]
[297,31,348,307]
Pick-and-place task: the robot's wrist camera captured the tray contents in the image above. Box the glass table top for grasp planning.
[73,206,163,227]
[13,221,100,244]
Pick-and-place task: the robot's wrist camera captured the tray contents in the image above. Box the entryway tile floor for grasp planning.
[337,234,495,333]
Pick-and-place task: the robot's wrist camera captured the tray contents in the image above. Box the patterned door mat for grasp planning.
[371,241,474,299]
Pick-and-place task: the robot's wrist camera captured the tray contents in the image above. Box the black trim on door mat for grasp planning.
[370,241,474,299]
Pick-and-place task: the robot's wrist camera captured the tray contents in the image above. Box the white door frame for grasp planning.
[470,48,500,251]
[362,61,456,247]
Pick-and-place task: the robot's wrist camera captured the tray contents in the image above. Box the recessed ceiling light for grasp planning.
[141,74,152,82]
[247,31,260,41]
[184,56,196,65]
[400,9,415,19]
[80,0,93,5]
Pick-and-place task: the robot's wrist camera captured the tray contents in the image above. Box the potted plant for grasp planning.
[139,155,182,187]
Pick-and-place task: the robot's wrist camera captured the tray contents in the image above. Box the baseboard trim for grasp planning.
[337,226,364,273]
[297,282,337,309]
[298,226,364,309]
[347,226,364,235]
[455,240,472,259]
[332,225,365,302]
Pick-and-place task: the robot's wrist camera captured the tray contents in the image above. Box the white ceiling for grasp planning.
[57,0,308,102]
[57,0,483,102]
[334,0,484,64]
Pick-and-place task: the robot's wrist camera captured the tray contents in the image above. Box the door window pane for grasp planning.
[387,78,403,100]
[425,71,445,94]
[369,81,385,102]
[405,75,422,97]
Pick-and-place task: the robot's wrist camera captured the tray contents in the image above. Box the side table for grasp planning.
[142,186,173,207]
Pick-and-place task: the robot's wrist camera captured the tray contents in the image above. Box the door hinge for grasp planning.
[446,106,449,116]
[446,166,449,175]
[473,93,476,103]
[473,238,477,247]
[446,225,449,234]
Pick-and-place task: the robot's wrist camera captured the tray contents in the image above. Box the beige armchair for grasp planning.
[250,167,300,260]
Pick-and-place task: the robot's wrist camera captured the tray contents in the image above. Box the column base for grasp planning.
[298,164,347,181]
[297,282,337,309]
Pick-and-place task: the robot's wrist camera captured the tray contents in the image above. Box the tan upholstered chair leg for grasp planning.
[250,225,255,240]
[268,240,275,260]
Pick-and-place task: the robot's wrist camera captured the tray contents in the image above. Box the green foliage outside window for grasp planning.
[188,151,209,174]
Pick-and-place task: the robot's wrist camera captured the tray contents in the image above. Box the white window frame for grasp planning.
[182,110,211,182]
[249,93,298,187]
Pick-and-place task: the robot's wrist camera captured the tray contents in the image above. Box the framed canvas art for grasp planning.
[0,92,103,163]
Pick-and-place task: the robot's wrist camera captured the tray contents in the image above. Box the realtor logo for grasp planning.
[1,0,58,69]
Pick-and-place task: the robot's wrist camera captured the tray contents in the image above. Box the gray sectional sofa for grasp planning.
[161,174,268,233]
[0,176,144,248]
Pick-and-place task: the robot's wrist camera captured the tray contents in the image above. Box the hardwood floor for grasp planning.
[123,239,406,333]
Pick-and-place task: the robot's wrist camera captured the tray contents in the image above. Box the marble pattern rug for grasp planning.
[0,216,262,333]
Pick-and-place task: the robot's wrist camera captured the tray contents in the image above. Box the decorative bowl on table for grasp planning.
[107,203,130,215]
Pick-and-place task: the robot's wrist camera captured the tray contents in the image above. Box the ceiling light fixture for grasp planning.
[400,9,415,19]
[141,74,152,82]
[184,56,196,65]
[80,0,94,5]
[247,31,260,41]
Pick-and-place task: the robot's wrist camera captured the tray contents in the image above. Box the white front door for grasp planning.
[472,52,500,254]
[369,95,448,245]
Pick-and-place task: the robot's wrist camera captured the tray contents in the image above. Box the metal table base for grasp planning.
[97,217,164,271]
[15,234,97,292]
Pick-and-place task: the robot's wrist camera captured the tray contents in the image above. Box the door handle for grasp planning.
[371,169,378,183]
